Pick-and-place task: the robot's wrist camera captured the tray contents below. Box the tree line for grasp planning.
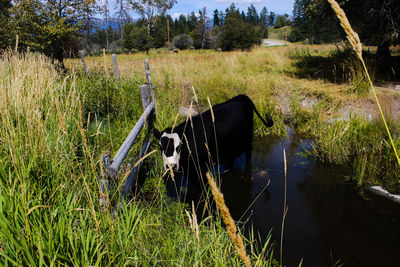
[0,0,289,65]
[121,4,279,52]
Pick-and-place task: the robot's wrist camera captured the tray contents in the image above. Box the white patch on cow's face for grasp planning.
[159,132,182,171]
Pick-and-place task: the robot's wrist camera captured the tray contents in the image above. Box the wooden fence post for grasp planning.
[140,85,151,110]
[144,58,155,105]
[145,58,151,84]
[103,48,107,74]
[79,50,89,76]
[112,54,119,79]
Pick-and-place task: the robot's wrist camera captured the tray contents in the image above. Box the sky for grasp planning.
[168,0,295,19]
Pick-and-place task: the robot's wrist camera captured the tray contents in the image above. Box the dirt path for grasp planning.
[262,39,286,47]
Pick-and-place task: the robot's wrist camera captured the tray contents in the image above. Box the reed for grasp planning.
[328,0,400,167]
[206,172,251,267]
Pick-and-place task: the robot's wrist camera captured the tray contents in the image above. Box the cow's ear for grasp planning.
[153,128,161,139]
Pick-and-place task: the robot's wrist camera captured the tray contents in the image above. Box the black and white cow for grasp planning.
[153,94,273,186]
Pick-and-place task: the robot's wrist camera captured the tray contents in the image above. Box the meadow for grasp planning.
[67,44,400,191]
[0,41,399,265]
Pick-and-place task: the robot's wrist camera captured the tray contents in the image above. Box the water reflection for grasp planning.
[220,130,400,267]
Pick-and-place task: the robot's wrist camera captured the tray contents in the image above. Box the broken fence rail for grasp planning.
[99,59,156,208]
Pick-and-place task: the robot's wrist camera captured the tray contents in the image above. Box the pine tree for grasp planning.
[213,9,220,27]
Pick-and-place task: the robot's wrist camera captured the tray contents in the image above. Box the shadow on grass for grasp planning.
[289,46,400,85]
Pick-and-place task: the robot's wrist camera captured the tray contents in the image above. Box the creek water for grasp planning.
[219,129,400,267]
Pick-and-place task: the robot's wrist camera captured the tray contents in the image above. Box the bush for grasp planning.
[172,34,193,50]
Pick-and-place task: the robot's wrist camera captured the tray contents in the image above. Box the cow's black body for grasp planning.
[154,94,273,194]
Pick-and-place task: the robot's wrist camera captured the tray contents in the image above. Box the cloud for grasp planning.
[215,0,261,3]
[171,12,200,19]
[171,12,184,19]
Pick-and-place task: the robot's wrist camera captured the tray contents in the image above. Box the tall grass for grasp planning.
[327,0,400,167]
[0,51,276,265]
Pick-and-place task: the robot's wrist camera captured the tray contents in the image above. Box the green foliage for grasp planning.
[123,23,151,51]
[220,14,262,51]
[337,0,400,47]
[289,0,343,43]
[76,70,143,121]
[0,0,12,50]
[173,34,193,50]
[9,0,82,63]
[273,15,290,29]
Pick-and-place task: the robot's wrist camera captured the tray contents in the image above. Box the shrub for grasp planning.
[172,34,193,50]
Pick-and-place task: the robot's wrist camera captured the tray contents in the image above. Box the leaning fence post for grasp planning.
[79,50,89,76]
[112,54,119,79]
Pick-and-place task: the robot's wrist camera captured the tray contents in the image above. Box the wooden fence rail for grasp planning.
[106,101,155,179]
[99,58,156,209]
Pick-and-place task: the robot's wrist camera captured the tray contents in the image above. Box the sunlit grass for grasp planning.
[0,51,276,266]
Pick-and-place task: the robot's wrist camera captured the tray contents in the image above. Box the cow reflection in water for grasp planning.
[153,95,274,202]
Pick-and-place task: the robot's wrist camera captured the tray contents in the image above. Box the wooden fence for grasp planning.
[79,53,157,209]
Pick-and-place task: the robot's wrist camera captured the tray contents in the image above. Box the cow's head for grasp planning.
[154,127,182,171]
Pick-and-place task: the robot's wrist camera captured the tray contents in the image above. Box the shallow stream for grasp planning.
[220,129,400,267]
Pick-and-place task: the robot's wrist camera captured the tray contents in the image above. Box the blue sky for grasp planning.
[168,0,295,19]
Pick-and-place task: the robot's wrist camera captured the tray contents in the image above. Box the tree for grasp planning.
[10,0,81,65]
[274,15,289,28]
[289,0,343,43]
[246,4,259,25]
[0,0,12,50]
[130,0,177,34]
[100,0,110,50]
[338,0,400,60]
[193,7,212,49]
[123,23,150,51]
[115,0,130,41]
[79,0,99,51]
[260,7,268,26]
[220,6,262,51]
[213,9,220,27]
[267,11,275,27]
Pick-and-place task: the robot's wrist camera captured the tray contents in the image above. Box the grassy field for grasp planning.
[1,42,399,265]
[67,44,400,191]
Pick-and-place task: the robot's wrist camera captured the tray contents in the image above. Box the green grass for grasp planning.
[0,51,276,266]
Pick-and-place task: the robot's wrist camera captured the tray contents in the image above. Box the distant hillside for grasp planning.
[91,18,124,32]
